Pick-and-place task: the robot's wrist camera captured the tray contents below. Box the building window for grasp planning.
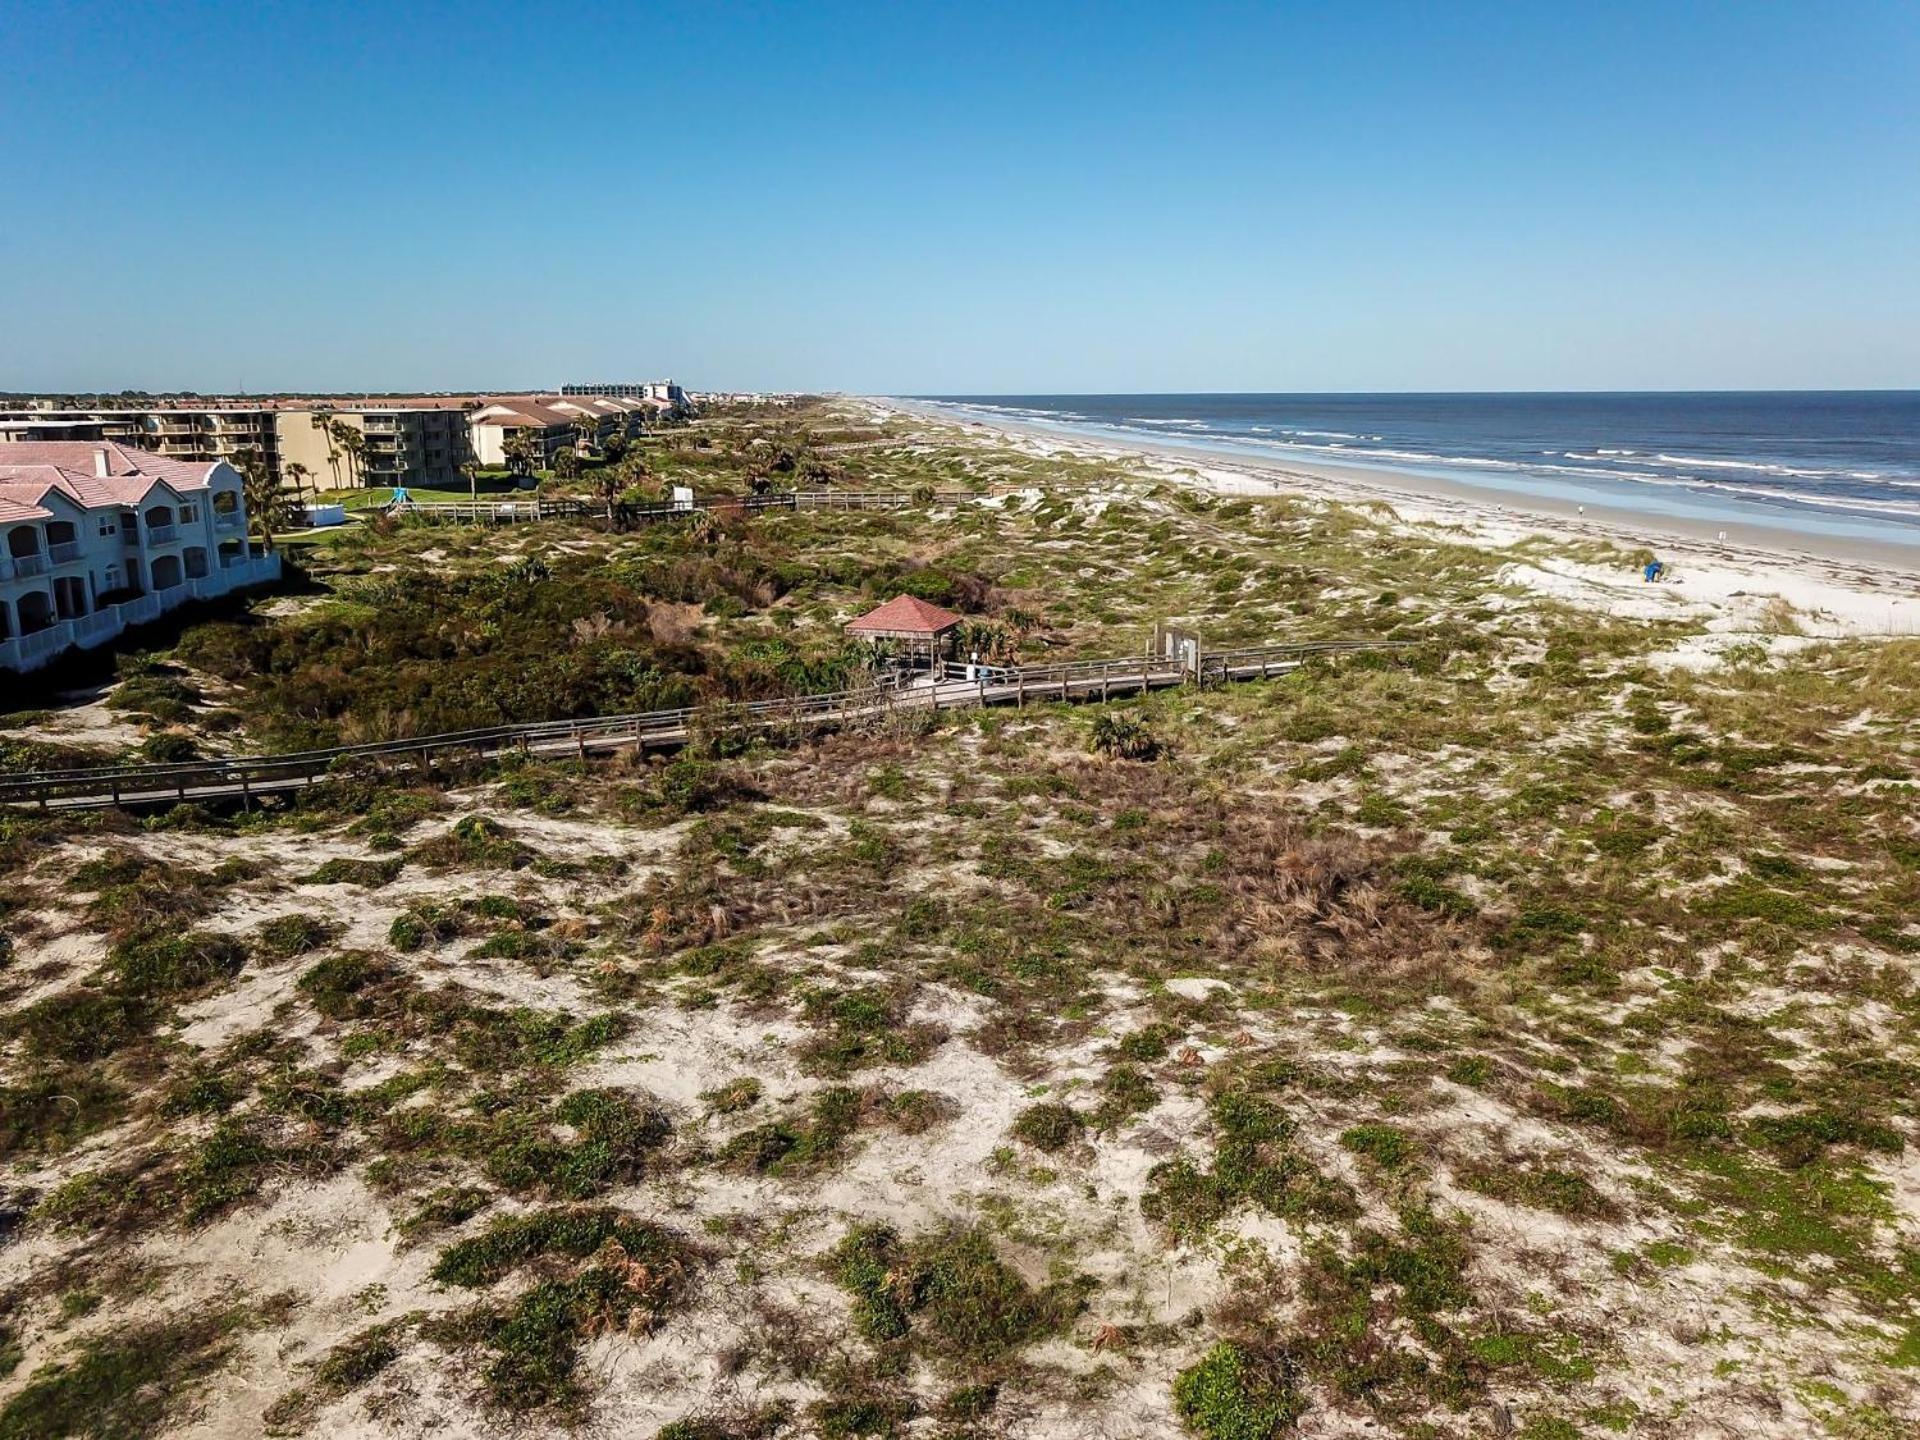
[179,504,199,524]
[97,516,117,537]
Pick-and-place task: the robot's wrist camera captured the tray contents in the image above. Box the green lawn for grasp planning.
[308,476,539,510]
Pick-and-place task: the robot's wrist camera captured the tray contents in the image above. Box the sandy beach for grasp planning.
[875,396,1920,653]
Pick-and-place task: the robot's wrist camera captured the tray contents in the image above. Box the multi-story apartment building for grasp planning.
[273,403,474,493]
[0,387,681,496]
[560,380,689,410]
[0,442,278,673]
[466,395,652,470]
[0,401,478,495]
[0,404,281,475]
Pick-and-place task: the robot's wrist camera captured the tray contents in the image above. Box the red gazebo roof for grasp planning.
[845,594,966,637]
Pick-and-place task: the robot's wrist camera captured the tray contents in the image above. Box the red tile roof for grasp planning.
[0,441,218,510]
[0,494,53,524]
[845,595,967,636]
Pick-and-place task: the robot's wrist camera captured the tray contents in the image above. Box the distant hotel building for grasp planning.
[560,380,688,408]
[0,442,278,673]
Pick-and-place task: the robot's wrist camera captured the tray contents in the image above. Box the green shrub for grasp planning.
[1172,1342,1304,1440]
[432,1208,686,1289]
[0,1308,247,1440]
[297,952,394,1020]
[8,990,156,1062]
[302,857,403,887]
[1010,1102,1083,1152]
[105,931,247,998]
[255,913,341,959]
[1091,712,1161,761]
[829,1223,1085,1371]
[0,1070,126,1158]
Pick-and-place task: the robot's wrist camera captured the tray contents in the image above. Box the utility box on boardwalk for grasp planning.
[1152,622,1203,680]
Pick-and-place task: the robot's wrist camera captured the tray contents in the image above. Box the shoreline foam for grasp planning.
[892,398,1920,571]
[868,395,1920,656]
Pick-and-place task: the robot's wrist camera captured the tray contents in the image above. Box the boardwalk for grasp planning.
[0,640,1407,813]
[362,490,944,528]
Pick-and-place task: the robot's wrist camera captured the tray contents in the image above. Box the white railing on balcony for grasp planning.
[1,550,282,674]
[7,552,48,578]
[0,625,69,673]
[145,524,179,545]
[72,610,120,647]
[48,541,83,565]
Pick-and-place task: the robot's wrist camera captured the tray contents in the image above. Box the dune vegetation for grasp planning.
[1,402,1916,1439]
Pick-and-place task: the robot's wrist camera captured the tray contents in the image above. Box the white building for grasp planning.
[0,442,280,674]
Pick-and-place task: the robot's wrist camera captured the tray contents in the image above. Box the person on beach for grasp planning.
[1643,559,1664,583]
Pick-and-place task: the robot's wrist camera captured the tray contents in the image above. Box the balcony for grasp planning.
[214,511,245,531]
[6,553,48,578]
[145,524,179,545]
[49,541,83,566]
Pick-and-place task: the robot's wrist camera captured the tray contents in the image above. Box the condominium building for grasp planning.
[0,401,479,494]
[0,405,280,474]
[467,395,652,470]
[0,385,682,496]
[273,404,474,493]
[560,380,689,410]
[0,442,278,673]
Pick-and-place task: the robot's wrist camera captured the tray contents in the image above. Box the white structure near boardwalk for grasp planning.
[0,442,279,674]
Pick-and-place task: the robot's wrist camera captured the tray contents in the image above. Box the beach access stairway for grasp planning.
[0,638,1408,812]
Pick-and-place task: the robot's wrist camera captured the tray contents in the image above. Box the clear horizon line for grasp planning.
[895,386,1920,399]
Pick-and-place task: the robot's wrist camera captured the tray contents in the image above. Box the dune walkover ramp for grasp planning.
[0,638,1415,812]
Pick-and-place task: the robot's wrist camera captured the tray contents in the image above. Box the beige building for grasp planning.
[467,395,652,470]
[273,404,474,493]
[0,389,669,492]
[0,405,280,474]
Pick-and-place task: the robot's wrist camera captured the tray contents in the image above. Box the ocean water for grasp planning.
[918,392,1920,548]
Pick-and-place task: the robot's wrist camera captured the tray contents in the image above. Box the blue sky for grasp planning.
[3,1,1917,394]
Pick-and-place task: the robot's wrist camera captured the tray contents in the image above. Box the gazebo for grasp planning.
[845,594,965,674]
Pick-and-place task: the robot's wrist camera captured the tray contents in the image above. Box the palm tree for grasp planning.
[573,416,599,458]
[458,458,480,504]
[332,422,366,488]
[503,432,536,478]
[286,462,313,510]
[231,447,278,551]
[595,467,624,522]
[310,410,342,488]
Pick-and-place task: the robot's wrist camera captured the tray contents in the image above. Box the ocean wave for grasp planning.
[928,400,1920,524]
[1691,481,1920,519]
[1652,453,1829,479]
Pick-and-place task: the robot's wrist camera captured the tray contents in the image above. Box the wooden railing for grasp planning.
[0,638,1416,811]
[380,490,981,527]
